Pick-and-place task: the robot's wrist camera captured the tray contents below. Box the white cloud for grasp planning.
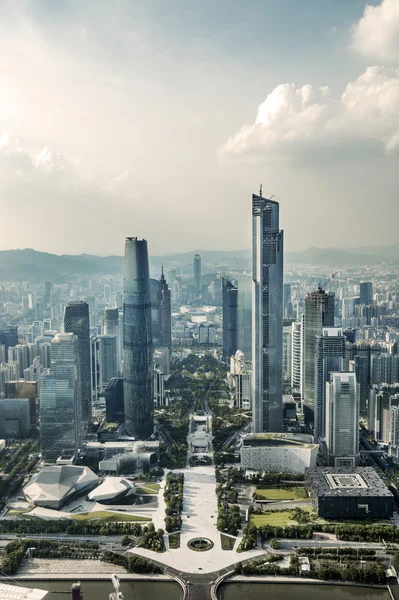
[352,0,399,63]
[221,66,399,161]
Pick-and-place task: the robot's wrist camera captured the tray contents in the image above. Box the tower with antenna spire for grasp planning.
[160,267,172,352]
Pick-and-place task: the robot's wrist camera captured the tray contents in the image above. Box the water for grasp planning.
[15,580,182,600]
[219,583,390,600]
[17,580,392,600]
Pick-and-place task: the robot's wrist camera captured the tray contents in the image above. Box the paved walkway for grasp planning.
[132,410,265,574]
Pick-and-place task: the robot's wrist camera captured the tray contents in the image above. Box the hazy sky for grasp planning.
[0,0,398,255]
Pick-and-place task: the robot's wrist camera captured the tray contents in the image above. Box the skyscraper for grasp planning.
[303,289,335,424]
[160,267,172,352]
[123,237,153,439]
[39,333,81,461]
[104,307,121,372]
[97,335,118,389]
[194,254,201,296]
[252,192,284,433]
[314,327,346,440]
[236,278,252,361]
[325,372,359,467]
[291,319,303,396]
[222,278,238,361]
[64,301,91,427]
[360,281,373,306]
[149,279,162,347]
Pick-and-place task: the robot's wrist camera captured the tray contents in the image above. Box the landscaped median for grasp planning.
[164,472,184,535]
[253,486,308,501]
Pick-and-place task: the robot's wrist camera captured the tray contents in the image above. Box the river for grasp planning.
[14,580,182,599]
[18,580,391,600]
[219,583,391,600]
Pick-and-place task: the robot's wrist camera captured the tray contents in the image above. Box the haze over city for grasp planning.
[0,0,398,254]
[2,3,399,600]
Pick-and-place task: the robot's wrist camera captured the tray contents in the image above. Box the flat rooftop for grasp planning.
[306,467,393,498]
[242,432,317,449]
[0,583,48,599]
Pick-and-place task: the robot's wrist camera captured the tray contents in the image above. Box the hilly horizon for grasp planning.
[0,245,397,283]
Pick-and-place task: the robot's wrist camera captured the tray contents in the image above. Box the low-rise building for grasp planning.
[306,467,394,520]
[24,465,99,510]
[240,433,318,474]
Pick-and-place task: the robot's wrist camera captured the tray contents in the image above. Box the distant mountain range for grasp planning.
[0,245,397,283]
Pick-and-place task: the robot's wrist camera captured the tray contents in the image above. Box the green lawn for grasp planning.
[71,511,151,523]
[135,483,160,494]
[250,507,319,528]
[220,533,236,550]
[255,487,308,501]
[251,512,291,527]
[169,532,181,549]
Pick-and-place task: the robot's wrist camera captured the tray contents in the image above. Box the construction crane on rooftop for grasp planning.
[318,271,338,293]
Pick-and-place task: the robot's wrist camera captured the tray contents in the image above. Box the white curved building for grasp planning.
[88,477,136,502]
[24,465,98,509]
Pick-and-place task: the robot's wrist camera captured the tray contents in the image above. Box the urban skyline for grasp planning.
[0,0,399,592]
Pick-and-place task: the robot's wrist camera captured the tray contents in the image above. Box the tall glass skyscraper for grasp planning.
[236,278,252,361]
[314,327,346,440]
[194,254,201,296]
[160,268,172,352]
[104,307,121,372]
[222,278,238,361]
[123,237,153,438]
[326,372,359,467]
[39,333,81,461]
[303,289,335,425]
[64,301,91,427]
[252,193,284,433]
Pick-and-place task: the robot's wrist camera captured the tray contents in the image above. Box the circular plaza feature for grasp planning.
[187,537,214,552]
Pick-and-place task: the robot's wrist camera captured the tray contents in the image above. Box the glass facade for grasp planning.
[252,194,284,433]
[39,333,81,461]
[326,372,359,466]
[64,301,91,426]
[194,254,201,296]
[222,278,238,361]
[123,237,153,438]
[160,269,172,352]
[303,290,335,424]
[236,278,252,361]
[314,328,346,440]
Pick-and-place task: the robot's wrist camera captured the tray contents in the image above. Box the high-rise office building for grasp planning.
[97,335,118,389]
[222,278,238,361]
[44,281,53,308]
[282,322,293,385]
[291,319,303,396]
[252,192,284,433]
[160,268,172,352]
[39,333,82,461]
[283,283,292,318]
[360,281,373,306]
[167,267,177,289]
[194,254,201,296]
[0,326,18,352]
[64,301,91,427]
[104,307,121,372]
[105,377,124,423]
[325,372,359,467]
[123,237,153,439]
[149,279,161,347]
[303,289,335,424]
[314,327,346,440]
[391,405,399,449]
[236,278,252,361]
